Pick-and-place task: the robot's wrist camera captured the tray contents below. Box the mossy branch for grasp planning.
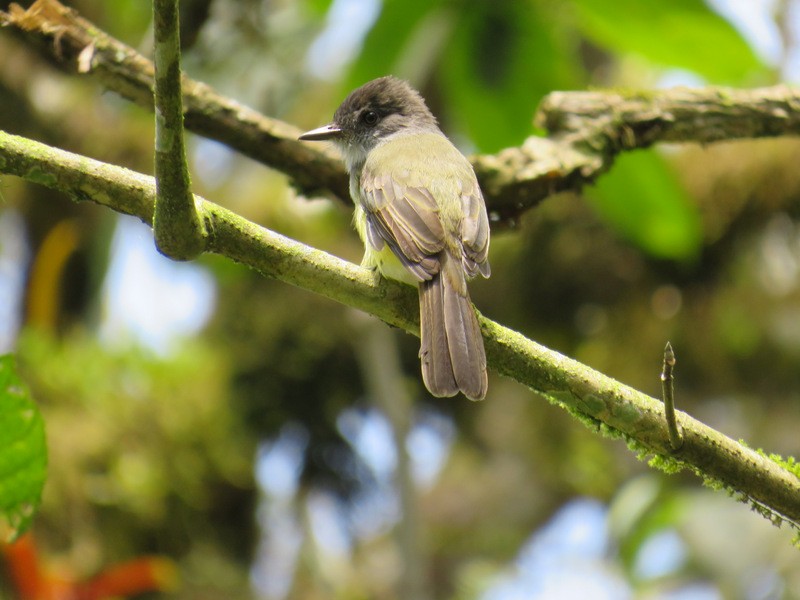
[151,0,205,260]
[1,128,799,528]
[1,0,350,204]
[4,0,800,224]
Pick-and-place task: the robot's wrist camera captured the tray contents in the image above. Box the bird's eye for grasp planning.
[361,110,379,126]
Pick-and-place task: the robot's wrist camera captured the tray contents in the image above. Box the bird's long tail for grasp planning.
[419,251,487,400]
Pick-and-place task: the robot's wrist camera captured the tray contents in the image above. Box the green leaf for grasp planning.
[0,355,46,541]
[573,0,763,83]
[441,1,584,152]
[587,150,702,260]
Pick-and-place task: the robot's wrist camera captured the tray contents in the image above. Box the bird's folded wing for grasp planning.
[460,178,491,278]
[361,171,445,281]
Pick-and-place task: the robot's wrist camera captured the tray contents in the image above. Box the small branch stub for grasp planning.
[661,341,683,451]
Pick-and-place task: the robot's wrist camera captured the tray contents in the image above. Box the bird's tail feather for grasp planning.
[419,251,487,400]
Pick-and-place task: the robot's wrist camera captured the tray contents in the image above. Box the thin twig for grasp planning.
[660,342,683,451]
[152,0,205,260]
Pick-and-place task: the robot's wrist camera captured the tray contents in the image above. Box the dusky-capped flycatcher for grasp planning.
[300,76,491,400]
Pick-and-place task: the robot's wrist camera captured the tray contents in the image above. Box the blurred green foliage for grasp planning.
[0,355,46,542]
[1,0,799,598]
[587,150,703,260]
[348,0,584,152]
[573,0,762,83]
[16,329,255,595]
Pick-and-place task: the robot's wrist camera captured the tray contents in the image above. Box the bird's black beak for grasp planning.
[298,123,342,141]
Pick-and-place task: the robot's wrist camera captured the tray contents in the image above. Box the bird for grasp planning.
[299,76,491,400]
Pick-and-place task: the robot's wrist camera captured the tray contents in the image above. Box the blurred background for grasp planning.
[1,0,800,598]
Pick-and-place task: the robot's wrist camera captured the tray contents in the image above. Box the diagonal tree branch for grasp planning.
[4,0,800,224]
[1,0,350,203]
[1,128,799,529]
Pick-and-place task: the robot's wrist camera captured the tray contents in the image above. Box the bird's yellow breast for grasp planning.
[353,204,419,284]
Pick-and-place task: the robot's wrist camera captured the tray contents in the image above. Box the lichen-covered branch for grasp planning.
[0,0,350,203]
[4,0,800,224]
[537,86,800,144]
[474,86,800,221]
[2,128,799,527]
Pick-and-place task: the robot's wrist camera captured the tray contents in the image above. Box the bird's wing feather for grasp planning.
[360,170,446,281]
[360,133,490,282]
[460,178,491,278]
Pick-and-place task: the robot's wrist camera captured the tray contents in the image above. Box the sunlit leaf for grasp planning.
[441,1,584,152]
[0,355,46,541]
[573,0,763,83]
[587,150,702,260]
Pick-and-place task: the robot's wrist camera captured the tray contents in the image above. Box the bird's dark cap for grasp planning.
[333,76,436,128]
[298,76,438,143]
